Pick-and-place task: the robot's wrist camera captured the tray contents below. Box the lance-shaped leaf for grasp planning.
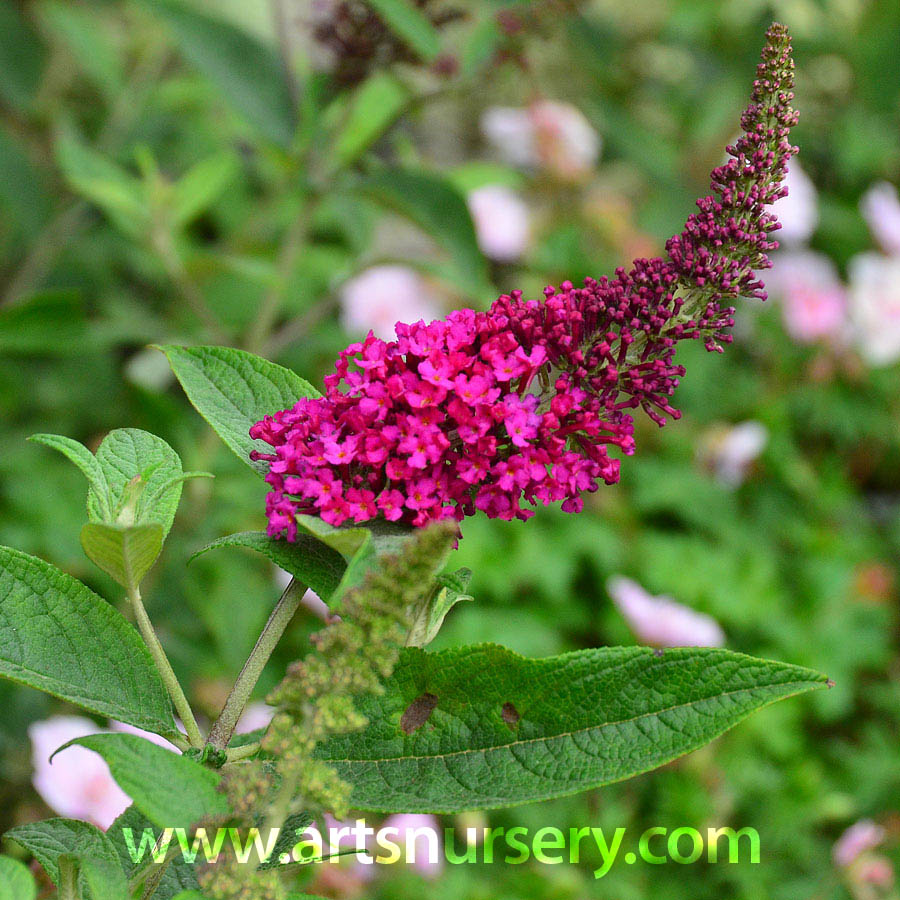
[0,546,178,736]
[57,733,230,830]
[29,432,112,520]
[190,531,345,603]
[366,0,441,60]
[317,643,829,812]
[6,819,127,900]
[156,345,319,474]
[0,856,36,900]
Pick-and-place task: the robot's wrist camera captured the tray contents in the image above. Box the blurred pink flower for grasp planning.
[481,101,600,179]
[235,702,275,735]
[607,577,725,648]
[858,857,895,887]
[861,181,900,255]
[767,251,847,342]
[339,266,442,340]
[833,820,885,868]
[30,716,131,830]
[467,185,531,262]
[704,421,768,488]
[380,814,444,878]
[30,716,182,830]
[769,159,818,244]
[848,253,900,365]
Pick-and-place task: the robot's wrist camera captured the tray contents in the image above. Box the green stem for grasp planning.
[224,740,261,763]
[127,584,204,748]
[58,857,79,900]
[207,578,307,752]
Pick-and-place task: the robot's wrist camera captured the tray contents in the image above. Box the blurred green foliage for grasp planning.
[0,0,898,898]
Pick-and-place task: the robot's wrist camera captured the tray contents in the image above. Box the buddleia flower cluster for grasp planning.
[200,524,456,899]
[251,23,798,538]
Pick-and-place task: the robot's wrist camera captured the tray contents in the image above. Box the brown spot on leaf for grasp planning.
[501,702,520,729]
[400,692,439,734]
[826,679,836,688]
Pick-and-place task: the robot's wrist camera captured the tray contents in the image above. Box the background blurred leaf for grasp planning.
[365,0,441,61]
[141,0,296,147]
[0,292,89,355]
[0,2,47,112]
[330,73,409,168]
[171,152,239,227]
[355,167,490,296]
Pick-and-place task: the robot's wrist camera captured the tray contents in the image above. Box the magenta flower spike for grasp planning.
[251,24,798,540]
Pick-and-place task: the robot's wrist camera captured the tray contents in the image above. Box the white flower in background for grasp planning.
[766,251,847,343]
[339,265,442,340]
[606,577,725,648]
[703,421,769,488]
[467,185,531,262]
[833,819,885,868]
[848,253,900,365]
[481,100,600,180]
[860,181,900,255]
[769,159,818,245]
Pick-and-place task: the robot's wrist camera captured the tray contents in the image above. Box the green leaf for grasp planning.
[317,644,829,812]
[0,856,36,900]
[156,344,320,474]
[406,568,473,647]
[330,73,410,169]
[59,733,230,830]
[55,131,148,236]
[295,516,416,603]
[6,819,126,900]
[0,291,89,356]
[142,0,295,146]
[172,152,239,227]
[365,0,441,60]
[355,168,489,296]
[92,428,184,536]
[0,546,178,736]
[190,531,345,603]
[0,2,47,112]
[38,1,124,98]
[29,433,112,520]
[80,523,165,589]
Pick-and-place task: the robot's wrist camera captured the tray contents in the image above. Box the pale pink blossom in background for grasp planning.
[607,576,725,648]
[30,716,130,830]
[30,717,183,830]
[380,814,444,878]
[848,253,900,365]
[481,101,600,179]
[467,185,531,262]
[705,421,769,488]
[339,266,442,340]
[857,857,895,887]
[833,819,885,868]
[769,160,818,245]
[236,702,275,735]
[766,251,847,342]
[860,181,900,255]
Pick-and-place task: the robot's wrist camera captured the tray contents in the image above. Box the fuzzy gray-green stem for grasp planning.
[207,578,307,752]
